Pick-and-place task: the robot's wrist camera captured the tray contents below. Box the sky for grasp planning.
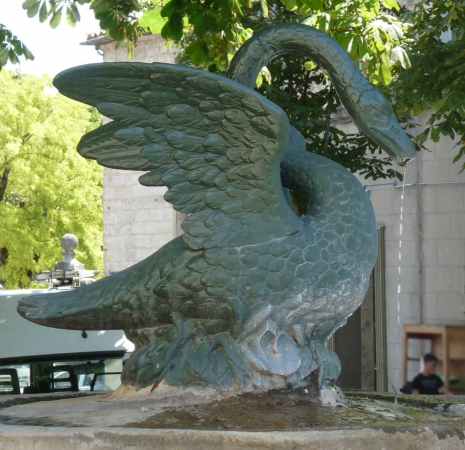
[2,0,102,77]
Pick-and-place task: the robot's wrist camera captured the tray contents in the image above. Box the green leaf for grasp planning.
[381,0,400,11]
[161,14,183,41]
[379,52,393,84]
[108,25,125,41]
[22,46,34,60]
[22,0,41,17]
[453,146,465,163]
[347,37,354,53]
[39,1,48,22]
[430,127,441,142]
[160,1,178,18]
[315,12,330,32]
[140,8,167,34]
[71,3,81,22]
[0,48,9,66]
[304,60,317,71]
[185,40,208,65]
[281,0,297,11]
[308,0,324,10]
[66,4,79,26]
[50,7,63,28]
[22,0,38,8]
[415,129,430,145]
[8,49,19,64]
[260,0,269,17]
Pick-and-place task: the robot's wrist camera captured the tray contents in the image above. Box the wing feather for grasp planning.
[54,62,299,249]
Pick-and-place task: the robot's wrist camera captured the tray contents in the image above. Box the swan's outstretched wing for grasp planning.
[54,63,299,249]
[17,63,300,333]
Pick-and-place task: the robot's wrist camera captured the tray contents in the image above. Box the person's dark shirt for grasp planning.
[411,373,444,395]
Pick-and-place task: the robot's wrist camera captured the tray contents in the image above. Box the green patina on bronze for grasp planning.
[18,24,415,393]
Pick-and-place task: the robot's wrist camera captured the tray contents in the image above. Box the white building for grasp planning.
[85,34,465,393]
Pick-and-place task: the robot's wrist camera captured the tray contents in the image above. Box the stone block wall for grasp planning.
[97,36,180,274]
[102,171,175,273]
[369,135,465,389]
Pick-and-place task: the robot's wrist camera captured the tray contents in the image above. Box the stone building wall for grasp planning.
[92,35,180,274]
[369,135,465,389]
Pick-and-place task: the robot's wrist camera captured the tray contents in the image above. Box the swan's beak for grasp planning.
[351,89,417,164]
[368,119,416,164]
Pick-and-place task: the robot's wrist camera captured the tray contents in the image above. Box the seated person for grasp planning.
[411,353,445,395]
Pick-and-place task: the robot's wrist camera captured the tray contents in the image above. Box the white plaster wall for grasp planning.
[99,36,180,274]
[369,136,465,389]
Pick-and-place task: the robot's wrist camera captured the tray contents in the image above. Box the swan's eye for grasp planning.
[360,95,393,128]
[369,108,391,127]
[360,91,393,115]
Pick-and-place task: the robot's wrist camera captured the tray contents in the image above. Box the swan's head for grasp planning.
[351,88,416,163]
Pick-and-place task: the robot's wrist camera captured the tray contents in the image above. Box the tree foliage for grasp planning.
[0,23,34,66]
[0,71,103,288]
[259,57,402,180]
[393,0,465,170]
[4,0,465,173]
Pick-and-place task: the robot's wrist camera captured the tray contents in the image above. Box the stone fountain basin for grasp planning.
[1,387,465,449]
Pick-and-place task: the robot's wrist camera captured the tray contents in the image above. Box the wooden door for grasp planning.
[333,225,388,392]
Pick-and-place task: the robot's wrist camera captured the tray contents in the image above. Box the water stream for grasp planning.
[391,165,408,400]
[395,166,408,328]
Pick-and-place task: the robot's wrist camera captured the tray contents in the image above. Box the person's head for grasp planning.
[422,353,439,375]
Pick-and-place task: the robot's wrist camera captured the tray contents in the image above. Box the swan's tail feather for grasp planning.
[18,277,129,330]
[17,237,187,331]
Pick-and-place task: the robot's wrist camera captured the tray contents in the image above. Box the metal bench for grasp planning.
[49,365,78,392]
[0,368,20,394]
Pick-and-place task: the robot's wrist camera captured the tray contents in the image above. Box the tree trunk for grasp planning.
[0,248,7,265]
[0,167,11,279]
[0,166,11,203]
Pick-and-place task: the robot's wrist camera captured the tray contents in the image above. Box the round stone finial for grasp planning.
[61,233,79,252]
[56,233,83,272]
[43,232,96,287]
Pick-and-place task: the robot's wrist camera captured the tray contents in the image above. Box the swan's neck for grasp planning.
[281,149,378,266]
[228,24,370,120]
